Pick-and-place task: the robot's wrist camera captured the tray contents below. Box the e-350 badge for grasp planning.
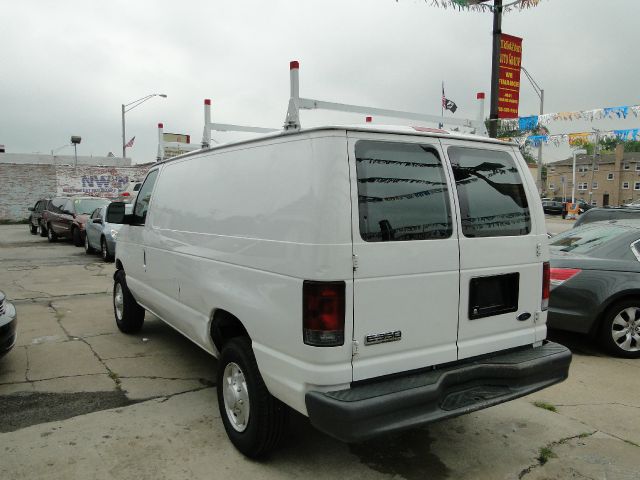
[364,330,402,346]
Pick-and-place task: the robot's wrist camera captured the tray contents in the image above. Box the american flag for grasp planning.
[124,136,135,148]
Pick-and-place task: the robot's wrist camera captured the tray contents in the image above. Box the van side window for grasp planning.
[355,141,452,242]
[133,170,159,225]
[448,147,531,238]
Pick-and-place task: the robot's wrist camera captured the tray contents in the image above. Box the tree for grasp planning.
[488,120,544,165]
[571,139,640,155]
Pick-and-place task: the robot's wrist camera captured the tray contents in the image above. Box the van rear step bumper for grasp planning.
[305,341,571,443]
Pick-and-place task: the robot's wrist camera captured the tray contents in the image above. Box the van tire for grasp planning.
[113,270,145,334]
[39,221,47,237]
[30,222,38,235]
[217,337,288,458]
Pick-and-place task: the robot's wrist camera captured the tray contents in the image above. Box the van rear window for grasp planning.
[448,147,531,238]
[355,141,452,242]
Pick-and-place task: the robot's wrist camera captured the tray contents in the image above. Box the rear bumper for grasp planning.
[305,341,571,443]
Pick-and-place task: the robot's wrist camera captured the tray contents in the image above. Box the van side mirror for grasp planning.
[28,207,34,211]
[106,202,127,224]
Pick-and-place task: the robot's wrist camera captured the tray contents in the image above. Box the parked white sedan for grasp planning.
[84,204,131,261]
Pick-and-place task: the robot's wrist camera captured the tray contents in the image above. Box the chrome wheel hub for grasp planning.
[222,362,250,432]
[611,307,640,352]
[114,283,124,321]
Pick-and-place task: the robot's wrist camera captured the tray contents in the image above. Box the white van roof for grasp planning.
[159,124,517,165]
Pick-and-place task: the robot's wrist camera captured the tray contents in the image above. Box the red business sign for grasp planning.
[498,33,522,119]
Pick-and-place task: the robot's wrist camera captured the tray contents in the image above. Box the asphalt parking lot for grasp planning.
[1,220,638,480]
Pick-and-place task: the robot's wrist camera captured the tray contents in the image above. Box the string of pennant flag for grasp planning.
[496,105,640,132]
[402,0,544,13]
[504,128,640,148]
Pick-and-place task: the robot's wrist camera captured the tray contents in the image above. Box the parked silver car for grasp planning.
[84,205,127,261]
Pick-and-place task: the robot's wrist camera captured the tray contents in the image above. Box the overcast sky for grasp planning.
[1,0,638,164]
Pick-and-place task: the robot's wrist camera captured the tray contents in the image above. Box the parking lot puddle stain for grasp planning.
[31,335,65,344]
[349,428,449,480]
[0,391,139,433]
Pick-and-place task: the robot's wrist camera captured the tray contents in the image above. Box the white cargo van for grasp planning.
[107,124,571,457]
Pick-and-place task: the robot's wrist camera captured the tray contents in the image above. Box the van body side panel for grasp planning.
[347,133,461,382]
[147,133,354,414]
[440,140,546,359]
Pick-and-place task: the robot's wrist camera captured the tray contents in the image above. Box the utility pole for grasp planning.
[121,104,126,159]
[537,88,544,193]
[488,0,503,138]
[521,67,544,195]
[589,129,599,206]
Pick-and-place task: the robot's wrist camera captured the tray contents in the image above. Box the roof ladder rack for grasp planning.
[157,123,201,161]
[202,99,278,148]
[284,60,487,136]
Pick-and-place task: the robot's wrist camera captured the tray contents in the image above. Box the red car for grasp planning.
[43,196,111,246]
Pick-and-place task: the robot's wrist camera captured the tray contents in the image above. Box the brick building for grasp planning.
[545,145,640,207]
[0,153,152,221]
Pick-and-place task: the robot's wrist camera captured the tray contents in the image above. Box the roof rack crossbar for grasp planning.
[202,99,278,148]
[209,123,278,134]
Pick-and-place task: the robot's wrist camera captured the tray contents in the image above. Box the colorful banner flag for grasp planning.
[518,116,538,131]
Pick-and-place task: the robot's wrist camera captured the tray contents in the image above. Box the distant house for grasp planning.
[545,145,640,207]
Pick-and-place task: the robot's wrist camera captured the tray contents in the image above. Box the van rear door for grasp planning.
[348,133,460,382]
[441,141,542,360]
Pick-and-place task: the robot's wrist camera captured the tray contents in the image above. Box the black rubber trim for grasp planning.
[305,341,571,443]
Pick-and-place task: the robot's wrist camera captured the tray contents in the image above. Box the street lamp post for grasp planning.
[521,67,544,196]
[70,136,81,168]
[589,128,600,206]
[121,93,167,159]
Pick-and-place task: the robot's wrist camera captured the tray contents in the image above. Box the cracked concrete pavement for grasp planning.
[1,223,638,479]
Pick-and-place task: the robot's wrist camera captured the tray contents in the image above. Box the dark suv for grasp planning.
[43,197,111,246]
[542,200,563,215]
[27,199,49,237]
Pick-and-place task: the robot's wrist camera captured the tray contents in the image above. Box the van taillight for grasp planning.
[303,281,345,347]
[541,262,550,311]
[121,192,130,196]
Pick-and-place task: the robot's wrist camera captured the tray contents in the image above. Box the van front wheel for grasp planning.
[113,270,145,334]
[217,337,288,458]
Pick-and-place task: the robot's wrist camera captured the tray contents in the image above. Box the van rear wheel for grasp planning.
[113,270,145,334]
[217,337,288,458]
